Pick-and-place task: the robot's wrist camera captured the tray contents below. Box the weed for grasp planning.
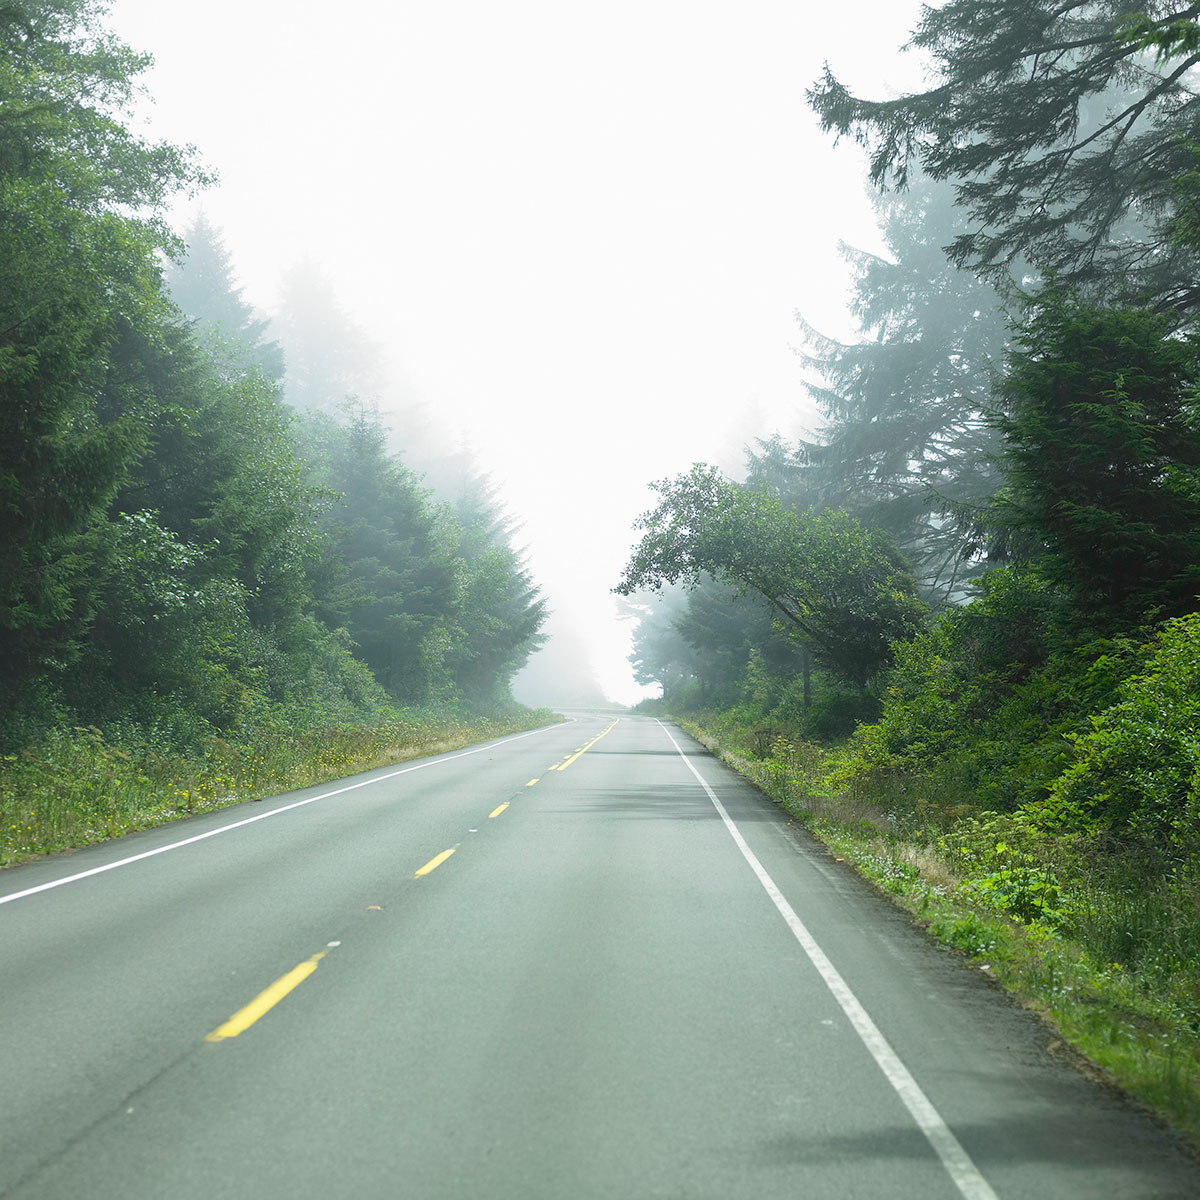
[0,706,559,866]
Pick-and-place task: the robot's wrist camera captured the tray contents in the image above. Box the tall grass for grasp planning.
[1,707,558,867]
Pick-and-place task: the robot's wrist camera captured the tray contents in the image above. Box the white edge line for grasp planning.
[656,719,998,1200]
[0,720,571,907]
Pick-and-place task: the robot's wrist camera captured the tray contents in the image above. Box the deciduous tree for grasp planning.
[616,465,927,688]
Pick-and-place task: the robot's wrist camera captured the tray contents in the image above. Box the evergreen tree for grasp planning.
[0,0,204,710]
[762,177,1011,604]
[441,471,546,703]
[274,260,385,412]
[296,408,458,703]
[809,0,1200,312]
[995,287,1200,628]
[164,213,284,380]
[627,590,698,703]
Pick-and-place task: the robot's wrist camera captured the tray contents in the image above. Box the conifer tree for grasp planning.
[752,178,1010,604]
[0,0,204,707]
[809,1,1200,312]
[165,213,284,380]
[995,287,1200,627]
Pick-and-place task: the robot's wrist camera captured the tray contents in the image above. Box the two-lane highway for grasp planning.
[2,712,1198,1198]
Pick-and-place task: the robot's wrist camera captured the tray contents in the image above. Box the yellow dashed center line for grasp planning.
[206,949,328,1042]
[526,778,540,787]
[556,719,620,772]
[488,803,509,818]
[415,847,457,877]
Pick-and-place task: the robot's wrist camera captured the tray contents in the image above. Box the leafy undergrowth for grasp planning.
[0,706,560,867]
[677,714,1200,1154]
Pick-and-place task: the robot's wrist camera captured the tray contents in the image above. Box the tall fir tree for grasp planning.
[750,178,1010,604]
[165,213,284,380]
[809,0,1200,313]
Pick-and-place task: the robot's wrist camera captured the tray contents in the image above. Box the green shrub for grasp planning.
[1040,612,1200,844]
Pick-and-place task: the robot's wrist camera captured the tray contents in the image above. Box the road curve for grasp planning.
[1,711,1197,1199]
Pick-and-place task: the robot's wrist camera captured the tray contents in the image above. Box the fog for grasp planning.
[108,0,926,705]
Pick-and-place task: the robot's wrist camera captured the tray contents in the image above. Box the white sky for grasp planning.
[108,0,928,705]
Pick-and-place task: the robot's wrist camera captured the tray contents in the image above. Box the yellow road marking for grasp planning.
[556,719,620,772]
[415,847,456,877]
[205,950,327,1042]
[526,778,540,787]
[488,803,509,818]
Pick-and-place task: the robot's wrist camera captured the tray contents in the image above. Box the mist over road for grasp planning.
[2,713,1196,1199]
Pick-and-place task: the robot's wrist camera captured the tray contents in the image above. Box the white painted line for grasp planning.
[656,720,998,1200]
[0,722,569,907]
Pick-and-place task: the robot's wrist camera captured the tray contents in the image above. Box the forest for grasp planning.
[620,0,1200,1138]
[0,1,549,861]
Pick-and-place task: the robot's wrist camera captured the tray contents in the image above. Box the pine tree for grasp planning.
[809,0,1200,312]
[751,178,1010,604]
[995,287,1200,627]
[165,213,284,380]
[273,260,385,412]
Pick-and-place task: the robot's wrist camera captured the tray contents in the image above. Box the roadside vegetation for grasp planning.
[1,705,555,867]
[656,698,1200,1149]
[0,2,550,866]
[621,2,1200,1150]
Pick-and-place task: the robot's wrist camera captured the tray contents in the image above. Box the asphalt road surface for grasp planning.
[3,711,1199,1198]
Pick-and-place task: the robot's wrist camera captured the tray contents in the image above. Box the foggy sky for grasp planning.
[108,0,927,704]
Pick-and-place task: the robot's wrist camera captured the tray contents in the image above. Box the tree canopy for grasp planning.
[0,2,547,744]
[616,465,927,688]
[993,287,1200,627]
[809,1,1200,311]
[778,176,1011,604]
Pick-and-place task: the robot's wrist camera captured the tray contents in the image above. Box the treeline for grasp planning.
[624,0,1200,849]
[0,1,546,770]
[621,2,1200,1113]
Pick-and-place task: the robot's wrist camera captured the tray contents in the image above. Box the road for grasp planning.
[2,711,1198,1198]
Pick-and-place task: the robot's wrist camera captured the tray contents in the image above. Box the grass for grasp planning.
[675,712,1200,1154]
[0,707,560,867]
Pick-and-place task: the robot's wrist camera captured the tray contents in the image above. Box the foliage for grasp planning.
[941,811,1070,927]
[0,2,546,755]
[273,259,385,412]
[438,471,547,703]
[808,0,1200,311]
[1041,610,1200,842]
[0,1,203,707]
[296,409,545,707]
[164,213,284,380]
[617,464,927,687]
[823,565,1149,814]
[779,176,1012,603]
[0,704,557,866]
[682,710,1200,1147]
[993,288,1200,628]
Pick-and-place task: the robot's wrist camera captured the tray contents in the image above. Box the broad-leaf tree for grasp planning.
[0,0,204,704]
[616,465,927,688]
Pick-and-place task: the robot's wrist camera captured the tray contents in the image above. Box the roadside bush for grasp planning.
[1039,612,1200,845]
[826,568,1145,818]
